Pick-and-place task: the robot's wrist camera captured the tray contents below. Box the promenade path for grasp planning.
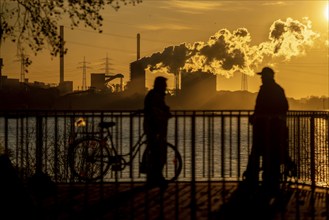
[37,182,328,220]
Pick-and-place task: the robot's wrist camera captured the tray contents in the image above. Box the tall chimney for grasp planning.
[137,33,140,60]
[60,25,64,84]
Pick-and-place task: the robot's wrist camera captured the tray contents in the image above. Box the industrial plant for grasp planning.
[0,30,326,110]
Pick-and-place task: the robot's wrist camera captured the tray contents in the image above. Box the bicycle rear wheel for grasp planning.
[68,137,111,181]
[140,142,182,182]
[164,143,182,182]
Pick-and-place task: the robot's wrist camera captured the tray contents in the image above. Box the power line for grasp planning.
[64,26,176,44]
[14,53,29,82]
[77,57,91,90]
[66,41,132,54]
[97,53,114,74]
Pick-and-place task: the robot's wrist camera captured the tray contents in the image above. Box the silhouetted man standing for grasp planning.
[244,67,289,197]
[143,76,172,188]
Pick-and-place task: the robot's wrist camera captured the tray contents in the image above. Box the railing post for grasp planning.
[35,116,43,174]
[4,117,8,153]
[129,112,134,179]
[221,113,225,179]
[310,116,315,188]
[309,115,316,215]
[190,111,196,220]
[54,114,58,182]
[237,113,241,180]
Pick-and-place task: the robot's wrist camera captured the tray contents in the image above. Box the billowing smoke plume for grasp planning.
[262,17,319,60]
[140,17,319,77]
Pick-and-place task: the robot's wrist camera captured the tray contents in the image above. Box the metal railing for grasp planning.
[0,110,328,187]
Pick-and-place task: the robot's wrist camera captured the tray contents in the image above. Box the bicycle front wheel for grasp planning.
[68,137,111,181]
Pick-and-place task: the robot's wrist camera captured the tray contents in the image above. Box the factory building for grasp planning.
[90,73,124,92]
[127,60,217,101]
[126,60,146,94]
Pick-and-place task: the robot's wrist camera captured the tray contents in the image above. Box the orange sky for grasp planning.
[2,1,328,99]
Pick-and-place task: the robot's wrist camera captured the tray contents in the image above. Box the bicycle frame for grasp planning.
[101,126,148,166]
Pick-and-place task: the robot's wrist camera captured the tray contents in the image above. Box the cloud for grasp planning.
[165,1,223,11]
[139,17,320,77]
[261,1,287,6]
[138,23,191,31]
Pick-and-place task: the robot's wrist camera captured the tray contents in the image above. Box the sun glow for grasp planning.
[325,4,329,21]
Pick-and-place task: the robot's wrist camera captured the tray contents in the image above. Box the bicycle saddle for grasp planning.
[98,122,116,128]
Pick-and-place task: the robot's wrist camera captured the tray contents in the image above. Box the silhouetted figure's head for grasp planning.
[153,76,167,93]
[257,67,275,84]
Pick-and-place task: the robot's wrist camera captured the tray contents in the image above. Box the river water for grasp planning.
[0,113,328,186]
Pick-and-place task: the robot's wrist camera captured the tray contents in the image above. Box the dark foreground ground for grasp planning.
[17,181,329,220]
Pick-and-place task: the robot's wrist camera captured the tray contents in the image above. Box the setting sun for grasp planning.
[325,4,329,20]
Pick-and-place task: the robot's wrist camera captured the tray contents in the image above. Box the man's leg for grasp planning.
[146,137,167,187]
[243,145,261,190]
[243,124,264,190]
[263,122,281,197]
[263,150,281,197]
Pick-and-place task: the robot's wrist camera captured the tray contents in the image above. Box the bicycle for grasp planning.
[68,121,182,182]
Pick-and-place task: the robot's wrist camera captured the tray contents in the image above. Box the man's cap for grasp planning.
[257,67,274,78]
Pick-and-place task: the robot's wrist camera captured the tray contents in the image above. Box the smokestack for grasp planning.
[60,25,64,84]
[137,33,140,60]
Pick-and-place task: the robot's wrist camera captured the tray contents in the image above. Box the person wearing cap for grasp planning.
[244,67,289,197]
[142,76,172,188]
